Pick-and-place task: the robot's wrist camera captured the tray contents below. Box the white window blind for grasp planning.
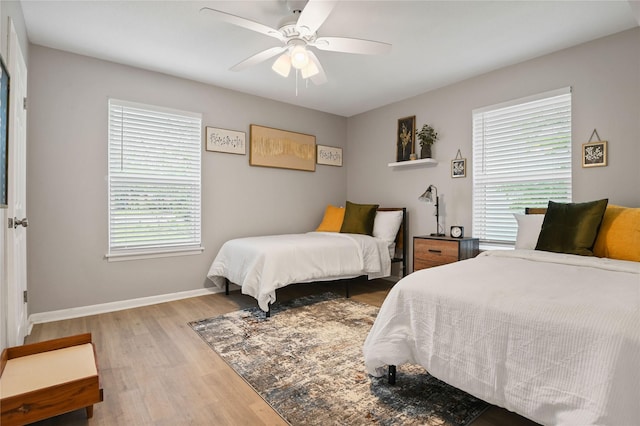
[108,99,202,257]
[472,88,572,244]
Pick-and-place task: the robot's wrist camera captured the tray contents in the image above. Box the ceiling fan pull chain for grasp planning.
[296,69,299,97]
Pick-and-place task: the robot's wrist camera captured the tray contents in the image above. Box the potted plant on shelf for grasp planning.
[416,124,438,159]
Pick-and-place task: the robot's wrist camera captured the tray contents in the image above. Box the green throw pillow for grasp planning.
[535,199,608,256]
[340,201,379,235]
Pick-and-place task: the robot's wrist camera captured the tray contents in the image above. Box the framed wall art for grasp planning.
[451,149,466,178]
[582,129,607,168]
[205,126,246,154]
[250,124,316,172]
[316,145,343,166]
[396,115,415,162]
[582,140,607,167]
[451,159,466,178]
[0,55,9,208]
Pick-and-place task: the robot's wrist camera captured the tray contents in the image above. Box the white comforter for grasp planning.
[363,250,640,426]
[208,232,391,311]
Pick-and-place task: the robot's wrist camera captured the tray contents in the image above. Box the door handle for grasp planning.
[13,217,28,228]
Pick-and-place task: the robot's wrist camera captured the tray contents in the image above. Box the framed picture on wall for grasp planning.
[396,116,415,162]
[316,145,343,166]
[250,124,316,172]
[582,140,607,167]
[205,126,246,154]
[451,158,466,178]
[0,55,10,208]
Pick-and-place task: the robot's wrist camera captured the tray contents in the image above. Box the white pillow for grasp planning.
[513,213,545,249]
[373,210,403,244]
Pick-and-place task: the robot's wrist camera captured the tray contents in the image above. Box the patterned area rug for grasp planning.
[189,292,488,425]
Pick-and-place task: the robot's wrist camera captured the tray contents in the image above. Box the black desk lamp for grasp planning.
[418,184,445,236]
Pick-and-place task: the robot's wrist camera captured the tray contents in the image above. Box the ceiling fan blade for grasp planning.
[200,7,285,42]
[231,46,288,71]
[312,37,392,55]
[307,51,328,85]
[295,0,337,34]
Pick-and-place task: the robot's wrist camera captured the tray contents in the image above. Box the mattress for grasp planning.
[208,231,391,311]
[363,249,640,426]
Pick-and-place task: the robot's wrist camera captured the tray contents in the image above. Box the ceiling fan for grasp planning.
[200,0,391,85]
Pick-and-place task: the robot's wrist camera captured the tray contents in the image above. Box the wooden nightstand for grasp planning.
[413,236,479,271]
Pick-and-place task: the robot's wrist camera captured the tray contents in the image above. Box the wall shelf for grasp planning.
[388,158,438,168]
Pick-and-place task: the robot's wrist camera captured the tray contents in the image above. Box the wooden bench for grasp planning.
[0,333,103,426]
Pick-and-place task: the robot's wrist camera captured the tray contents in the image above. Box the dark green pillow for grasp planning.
[340,201,379,235]
[535,199,608,256]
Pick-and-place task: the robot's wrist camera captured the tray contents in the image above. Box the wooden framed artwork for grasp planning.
[451,158,466,178]
[205,126,246,155]
[316,145,343,166]
[0,55,9,208]
[250,124,316,172]
[582,140,607,167]
[396,116,415,162]
[451,149,466,178]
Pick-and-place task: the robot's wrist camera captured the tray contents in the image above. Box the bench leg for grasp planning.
[225,279,230,295]
[86,405,94,419]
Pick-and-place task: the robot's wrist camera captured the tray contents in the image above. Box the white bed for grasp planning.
[363,249,640,426]
[207,207,407,313]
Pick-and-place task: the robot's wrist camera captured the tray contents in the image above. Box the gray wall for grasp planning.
[27,45,347,314]
[27,28,639,314]
[347,28,640,272]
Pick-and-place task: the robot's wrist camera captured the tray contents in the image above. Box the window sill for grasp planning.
[479,242,515,252]
[105,246,204,262]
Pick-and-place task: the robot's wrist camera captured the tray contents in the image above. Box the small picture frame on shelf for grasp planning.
[396,116,415,162]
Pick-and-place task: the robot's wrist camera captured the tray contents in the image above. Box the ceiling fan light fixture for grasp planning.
[272,53,292,77]
[290,44,310,69]
[300,60,319,79]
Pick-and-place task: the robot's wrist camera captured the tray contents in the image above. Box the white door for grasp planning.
[5,19,28,346]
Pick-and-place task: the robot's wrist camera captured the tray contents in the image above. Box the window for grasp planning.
[472,88,572,244]
[108,99,202,260]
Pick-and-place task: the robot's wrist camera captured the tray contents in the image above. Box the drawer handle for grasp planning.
[428,249,442,254]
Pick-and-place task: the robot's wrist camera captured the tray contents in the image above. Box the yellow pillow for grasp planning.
[593,205,640,262]
[315,205,345,232]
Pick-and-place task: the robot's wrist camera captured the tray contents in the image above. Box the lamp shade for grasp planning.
[290,45,310,69]
[301,59,319,79]
[418,185,435,203]
[272,53,292,77]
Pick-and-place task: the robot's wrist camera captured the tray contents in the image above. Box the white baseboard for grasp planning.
[28,287,224,329]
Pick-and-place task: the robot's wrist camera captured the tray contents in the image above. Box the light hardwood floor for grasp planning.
[27,280,539,426]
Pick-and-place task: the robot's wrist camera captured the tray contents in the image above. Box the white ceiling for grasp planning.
[20,1,640,117]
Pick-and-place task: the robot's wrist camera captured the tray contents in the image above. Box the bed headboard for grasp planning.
[525,207,547,215]
[377,207,407,278]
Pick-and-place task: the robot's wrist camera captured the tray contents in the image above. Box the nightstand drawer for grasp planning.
[414,258,455,270]
[413,235,480,272]
[414,239,458,263]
